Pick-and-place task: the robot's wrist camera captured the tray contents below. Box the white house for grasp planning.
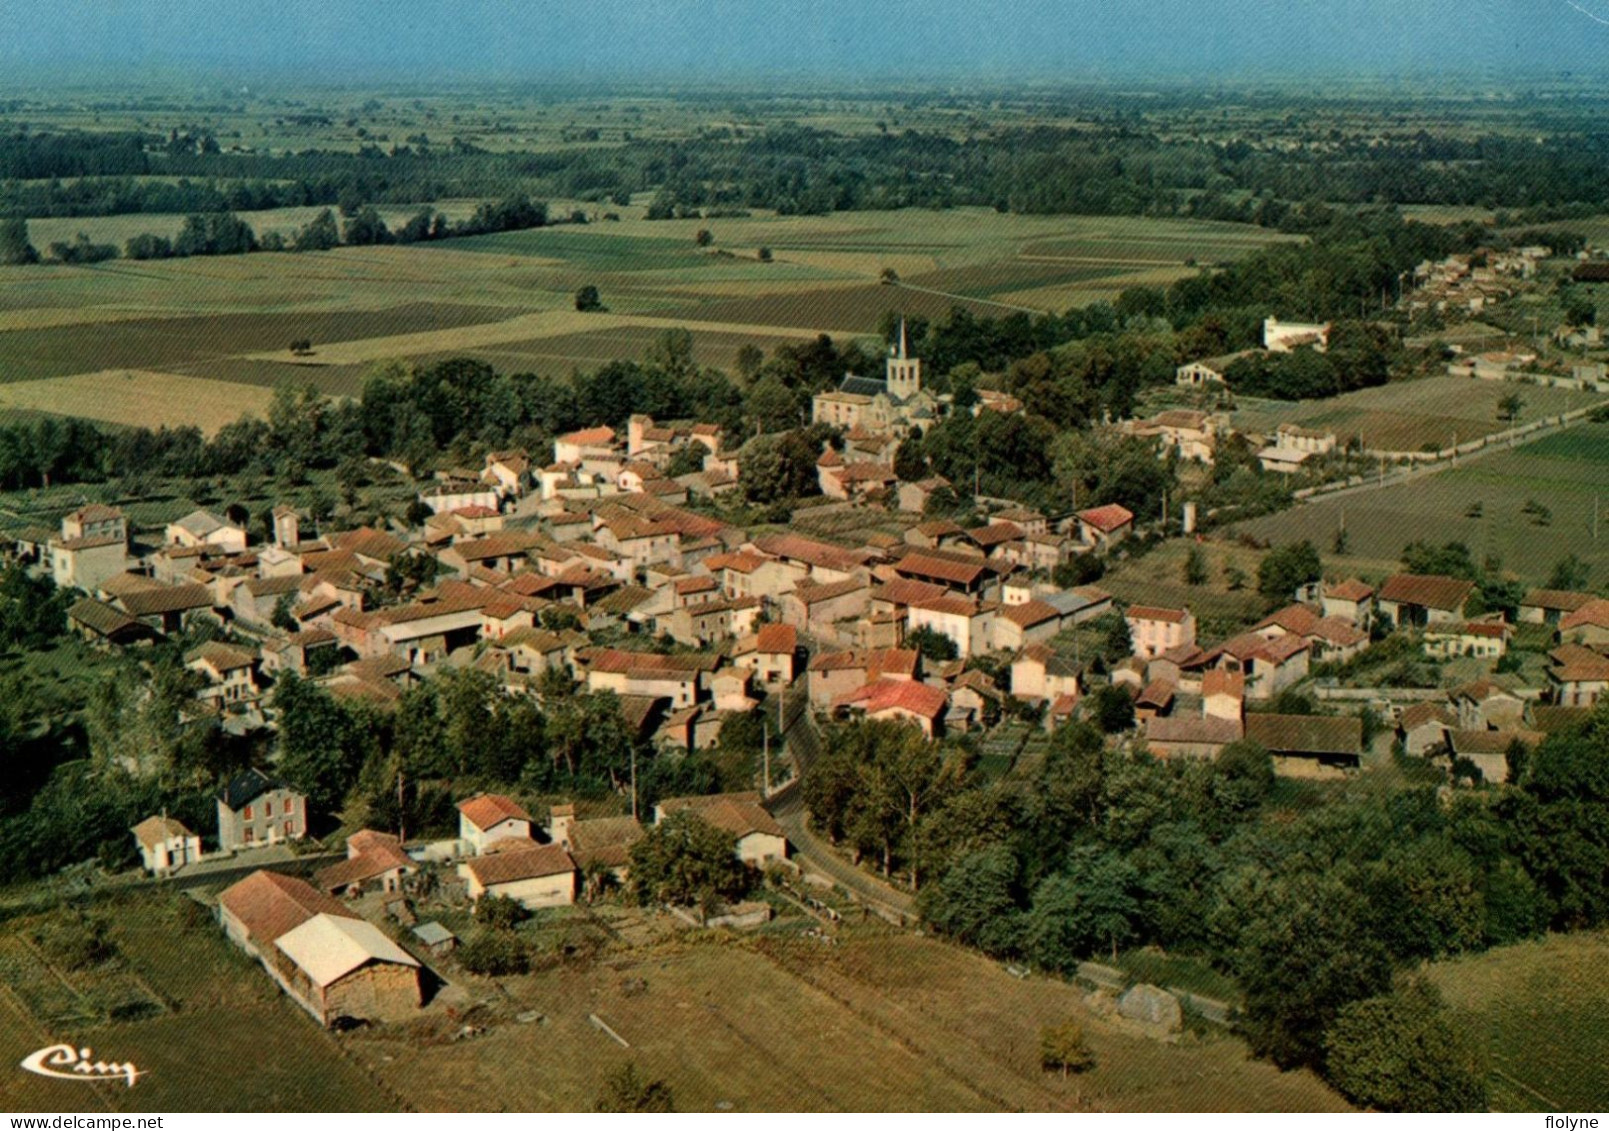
[459,843,578,908]
[130,816,202,874]
[1125,605,1196,660]
[654,793,788,866]
[457,793,533,854]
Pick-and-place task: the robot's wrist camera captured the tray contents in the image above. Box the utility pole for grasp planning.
[762,710,770,797]
[630,746,638,821]
[396,768,406,843]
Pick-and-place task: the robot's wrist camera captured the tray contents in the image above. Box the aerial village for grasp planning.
[33,320,1609,1031]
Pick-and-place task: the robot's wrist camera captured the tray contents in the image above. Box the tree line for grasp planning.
[805,706,1609,1110]
[10,119,1609,227]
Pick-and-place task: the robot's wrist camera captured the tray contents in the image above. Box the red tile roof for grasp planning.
[1135,679,1176,709]
[463,843,576,887]
[756,623,796,654]
[557,426,616,446]
[1201,669,1245,699]
[217,870,357,946]
[999,599,1061,629]
[790,578,870,605]
[1325,578,1374,602]
[1562,599,1609,631]
[871,578,950,606]
[457,793,531,830]
[1254,604,1322,636]
[1126,604,1191,624]
[1077,504,1134,533]
[835,678,949,720]
[894,551,988,587]
[1521,589,1597,613]
[1378,573,1475,612]
[751,533,869,574]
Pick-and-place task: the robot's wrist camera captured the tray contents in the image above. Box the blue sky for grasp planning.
[2,0,1607,83]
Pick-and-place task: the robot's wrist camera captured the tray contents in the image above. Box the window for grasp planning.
[243,827,254,844]
[264,799,273,817]
[243,804,252,820]
[285,820,294,837]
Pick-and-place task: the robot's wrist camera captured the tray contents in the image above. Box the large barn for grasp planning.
[216,869,420,1027]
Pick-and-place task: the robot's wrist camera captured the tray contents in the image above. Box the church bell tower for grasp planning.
[885,318,922,400]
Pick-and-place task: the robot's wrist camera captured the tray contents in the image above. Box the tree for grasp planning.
[1497,393,1524,425]
[1096,610,1132,663]
[627,811,751,909]
[757,246,772,262]
[1093,684,1134,734]
[693,228,713,247]
[906,625,958,663]
[1257,540,1321,601]
[594,1063,674,1112]
[1324,979,1488,1112]
[575,284,604,312]
[735,343,765,381]
[1224,563,1248,591]
[1235,877,1395,1070]
[342,206,392,246]
[893,433,927,481]
[0,563,69,652]
[1039,1020,1095,1077]
[1548,553,1591,592]
[292,209,341,252]
[1562,287,1598,327]
[880,266,900,285]
[0,217,39,265]
[270,592,298,633]
[920,843,1021,953]
[274,672,375,813]
[1182,545,1207,586]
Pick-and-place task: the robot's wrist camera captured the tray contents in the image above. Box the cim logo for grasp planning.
[20,1044,143,1088]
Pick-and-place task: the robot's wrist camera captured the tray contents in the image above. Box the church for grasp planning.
[811,321,941,435]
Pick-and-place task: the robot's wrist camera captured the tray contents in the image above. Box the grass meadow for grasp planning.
[1428,929,1609,1111]
[1229,421,1609,586]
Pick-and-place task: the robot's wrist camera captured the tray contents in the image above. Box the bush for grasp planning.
[458,931,530,976]
[474,893,530,931]
[594,1063,674,1112]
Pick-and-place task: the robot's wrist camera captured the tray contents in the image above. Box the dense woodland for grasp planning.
[804,706,1608,1109]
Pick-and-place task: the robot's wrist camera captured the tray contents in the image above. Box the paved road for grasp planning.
[768,704,917,922]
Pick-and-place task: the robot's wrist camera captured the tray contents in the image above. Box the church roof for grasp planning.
[838,374,888,398]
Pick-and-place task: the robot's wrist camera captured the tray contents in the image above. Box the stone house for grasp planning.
[216,769,307,852]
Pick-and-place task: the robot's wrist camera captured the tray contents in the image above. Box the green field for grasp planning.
[1229,421,1609,586]
[1428,929,1609,1111]
[1231,376,1607,454]
[0,208,1296,430]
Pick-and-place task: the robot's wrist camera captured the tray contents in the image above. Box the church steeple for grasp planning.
[886,317,921,400]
